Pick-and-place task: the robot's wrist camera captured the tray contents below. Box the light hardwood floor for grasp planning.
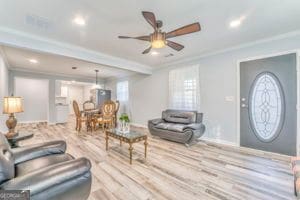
[18,119,295,200]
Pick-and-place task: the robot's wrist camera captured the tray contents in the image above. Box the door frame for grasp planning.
[236,50,300,155]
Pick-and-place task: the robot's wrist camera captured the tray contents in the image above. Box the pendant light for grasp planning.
[92,69,101,89]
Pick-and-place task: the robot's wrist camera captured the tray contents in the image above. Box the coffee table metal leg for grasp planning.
[144,138,148,159]
[129,143,133,165]
[105,133,109,151]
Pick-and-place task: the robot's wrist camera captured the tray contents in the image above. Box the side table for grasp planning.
[6,132,34,148]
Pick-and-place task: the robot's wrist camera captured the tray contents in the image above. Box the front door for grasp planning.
[240,53,297,156]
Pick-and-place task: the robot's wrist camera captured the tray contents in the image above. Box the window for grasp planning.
[117,81,129,102]
[169,65,200,110]
[249,72,285,142]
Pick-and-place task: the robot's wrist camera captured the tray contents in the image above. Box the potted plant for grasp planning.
[118,113,130,133]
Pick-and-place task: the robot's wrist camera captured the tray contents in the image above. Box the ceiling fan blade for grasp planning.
[142,46,152,54]
[166,22,201,39]
[136,35,151,41]
[166,40,184,51]
[118,35,150,41]
[118,36,131,39]
[142,11,157,30]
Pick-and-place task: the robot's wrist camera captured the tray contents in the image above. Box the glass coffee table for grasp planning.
[105,129,148,164]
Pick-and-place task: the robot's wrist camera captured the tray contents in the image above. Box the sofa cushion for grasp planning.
[162,110,197,124]
[15,153,74,177]
[155,123,187,132]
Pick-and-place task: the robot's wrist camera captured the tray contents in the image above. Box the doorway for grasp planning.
[239,53,297,156]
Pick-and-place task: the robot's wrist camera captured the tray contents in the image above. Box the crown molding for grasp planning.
[156,30,300,69]
[0,46,10,68]
[9,67,102,83]
[0,26,152,75]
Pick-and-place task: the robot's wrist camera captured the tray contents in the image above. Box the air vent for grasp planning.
[25,14,52,31]
[165,53,174,58]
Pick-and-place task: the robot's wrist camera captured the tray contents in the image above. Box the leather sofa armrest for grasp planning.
[12,140,66,164]
[149,118,164,125]
[1,157,91,196]
[183,123,204,130]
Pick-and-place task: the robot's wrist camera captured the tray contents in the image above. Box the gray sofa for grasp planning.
[0,133,91,200]
[148,110,205,145]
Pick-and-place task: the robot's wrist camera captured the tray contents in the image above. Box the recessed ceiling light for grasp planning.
[71,80,76,84]
[229,16,245,28]
[73,16,86,26]
[151,51,159,55]
[28,59,38,64]
[230,20,241,28]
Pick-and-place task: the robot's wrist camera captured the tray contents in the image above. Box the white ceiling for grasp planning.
[0,0,300,68]
[2,45,134,79]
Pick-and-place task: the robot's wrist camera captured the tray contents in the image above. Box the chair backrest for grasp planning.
[72,100,81,118]
[115,100,120,115]
[0,133,14,184]
[101,100,116,119]
[162,109,198,124]
[83,100,95,111]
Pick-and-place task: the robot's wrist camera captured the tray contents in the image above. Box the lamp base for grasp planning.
[6,113,18,139]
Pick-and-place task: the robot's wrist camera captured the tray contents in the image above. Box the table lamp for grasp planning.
[3,96,24,138]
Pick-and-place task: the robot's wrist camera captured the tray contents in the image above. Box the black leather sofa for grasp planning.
[148,109,205,145]
[0,133,92,200]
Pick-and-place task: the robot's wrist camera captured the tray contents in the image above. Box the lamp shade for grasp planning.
[3,96,24,114]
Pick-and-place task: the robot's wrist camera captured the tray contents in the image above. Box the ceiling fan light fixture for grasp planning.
[118,11,200,54]
[151,39,165,49]
[151,32,166,49]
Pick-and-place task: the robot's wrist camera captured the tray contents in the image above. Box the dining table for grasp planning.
[82,109,101,132]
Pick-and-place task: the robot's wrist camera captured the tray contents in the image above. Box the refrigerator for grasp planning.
[96,89,111,108]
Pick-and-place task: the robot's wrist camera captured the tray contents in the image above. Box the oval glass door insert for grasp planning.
[249,72,285,142]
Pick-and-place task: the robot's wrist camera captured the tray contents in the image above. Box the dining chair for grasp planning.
[83,100,95,111]
[73,100,87,132]
[94,100,116,132]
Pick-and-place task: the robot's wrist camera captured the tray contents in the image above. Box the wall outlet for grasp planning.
[225,96,235,102]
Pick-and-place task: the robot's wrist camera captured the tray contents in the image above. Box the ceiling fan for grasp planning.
[118,11,201,54]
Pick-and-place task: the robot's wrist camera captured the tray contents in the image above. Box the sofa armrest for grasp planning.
[185,123,206,145]
[149,118,164,125]
[183,123,204,130]
[12,140,66,164]
[1,157,91,196]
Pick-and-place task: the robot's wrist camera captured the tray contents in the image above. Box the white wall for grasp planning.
[9,70,97,124]
[0,50,9,132]
[15,77,49,122]
[106,33,300,145]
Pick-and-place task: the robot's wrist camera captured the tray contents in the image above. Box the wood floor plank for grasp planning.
[17,118,296,200]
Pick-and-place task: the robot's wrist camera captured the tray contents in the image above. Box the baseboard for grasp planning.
[200,136,238,147]
[130,124,238,147]
[18,120,48,124]
[130,123,148,129]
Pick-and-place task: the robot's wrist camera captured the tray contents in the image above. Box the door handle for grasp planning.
[241,104,248,108]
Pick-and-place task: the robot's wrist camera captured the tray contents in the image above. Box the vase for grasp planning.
[119,121,130,134]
